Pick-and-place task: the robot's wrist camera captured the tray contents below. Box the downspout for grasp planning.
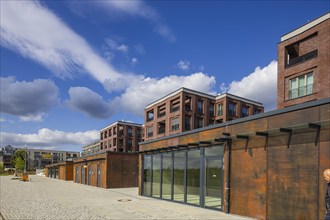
[225,140,231,214]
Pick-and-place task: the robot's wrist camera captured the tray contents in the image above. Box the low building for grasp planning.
[45,160,74,181]
[138,98,329,219]
[144,87,264,141]
[73,151,139,188]
[100,121,143,152]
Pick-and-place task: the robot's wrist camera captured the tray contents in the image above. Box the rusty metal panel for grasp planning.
[230,147,267,219]
[267,143,318,220]
[319,141,330,220]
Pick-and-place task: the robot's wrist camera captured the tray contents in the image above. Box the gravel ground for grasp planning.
[0,175,253,220]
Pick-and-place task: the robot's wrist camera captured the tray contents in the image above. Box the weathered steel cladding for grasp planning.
[139,101,330,220]
[73,152,138,189]
[45,161,73,181]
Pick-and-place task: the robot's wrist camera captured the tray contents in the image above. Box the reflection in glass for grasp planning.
[162,153,172,200]
[187,150,200,205]
[205,158,223,209]
[152,155,161,198]
[205,145,223,157]
[173,151,185,202]
[143,155,152,196]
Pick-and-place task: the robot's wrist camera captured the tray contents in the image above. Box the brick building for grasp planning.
[100,121,143,152]
[144,87,263,141]
[277,13,330,109]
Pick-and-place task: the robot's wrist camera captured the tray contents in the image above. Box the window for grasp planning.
[100,132,103,140]
[197,100,203,114]
[185,96,192,112]
[127,139,133,148]
[217,103,223,116]
[147,126,153,137]
[157,104,166,118]
[254,107,262,115]
[185,116,191,131]
[108,129,112,137]
[147,110,154,121]
[113,127,117,135]
[113,138,117,147]
[158,121,165,134]
[209,103,214,116]
[171,117,179,131]
[197,117,203,128]
[289,73,313,99]
[171,98,180,113]
[128,127,133,137]
[242,106,249,117]
[228,102,236,117]
[104,130,107,138]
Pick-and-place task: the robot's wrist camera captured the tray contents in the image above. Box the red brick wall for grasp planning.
[277,19,330,109]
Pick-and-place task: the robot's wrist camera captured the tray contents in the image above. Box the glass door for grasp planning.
[204,158,223,210]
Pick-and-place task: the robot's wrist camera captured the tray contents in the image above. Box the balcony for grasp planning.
[286,50,317,67]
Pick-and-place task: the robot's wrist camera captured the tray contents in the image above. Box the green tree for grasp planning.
[0,162,3,171]
[15,157,25,171]
[11,149,26,168]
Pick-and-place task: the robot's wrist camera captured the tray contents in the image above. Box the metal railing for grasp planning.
[286,50,317,67]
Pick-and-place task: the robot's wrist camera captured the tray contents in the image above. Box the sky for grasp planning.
[1,0,329,152]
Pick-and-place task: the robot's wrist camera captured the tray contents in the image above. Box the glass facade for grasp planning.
[143,145,224,210]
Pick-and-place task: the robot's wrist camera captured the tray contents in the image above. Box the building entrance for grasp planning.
[142,145,224,211]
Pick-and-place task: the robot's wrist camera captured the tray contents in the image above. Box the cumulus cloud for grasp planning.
[95,1,175,42]
[177,60,190,71]
[0,128,99,149]
[0,1,126,89]
[66,87,112,119]
[225,61,278,111]
[111,72,216,116]
[0,77,59,121]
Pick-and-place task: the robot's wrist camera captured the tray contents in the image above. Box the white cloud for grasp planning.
[95,1,175,42]
[177,60,190,71]
[131,57,138,65]
[0,118,6,123]
[225,60,278,111]
[104,37,129,53]
[0,77,59,121]
[66,87,112,119]
[0,1,126,89]
[0,128,99,150]
[111,72,216,116]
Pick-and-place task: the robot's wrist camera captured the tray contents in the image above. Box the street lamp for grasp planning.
[24,145,27,173]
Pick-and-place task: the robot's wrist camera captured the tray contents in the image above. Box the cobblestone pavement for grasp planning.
[0,175,253,220]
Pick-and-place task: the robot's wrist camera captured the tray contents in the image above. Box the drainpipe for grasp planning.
[225,140,231,214]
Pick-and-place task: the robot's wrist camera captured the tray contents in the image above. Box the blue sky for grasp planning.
[1,1,328,151]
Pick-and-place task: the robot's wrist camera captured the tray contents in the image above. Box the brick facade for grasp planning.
[277,14,330,109]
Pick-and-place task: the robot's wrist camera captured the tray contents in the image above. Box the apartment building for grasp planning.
[277,13,330,109]
[26,148,79,169]
[100,121,143,152]
[144,87,263,141]
[81,141,100,156]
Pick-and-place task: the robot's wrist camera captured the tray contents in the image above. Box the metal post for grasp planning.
[24,145,27,173]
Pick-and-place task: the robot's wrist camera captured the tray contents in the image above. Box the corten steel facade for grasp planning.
[277,13,330,109]
[144,87,264,141]
[73,151,139,189]
[138,98,330,220]
[100,121,143,152]
[45,160,73,181]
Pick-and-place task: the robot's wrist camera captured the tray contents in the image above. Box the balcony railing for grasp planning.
[289,84,313,100]
[286,50,317,67]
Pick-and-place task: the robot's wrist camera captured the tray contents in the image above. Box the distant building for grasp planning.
[25,148,79,169]
[100,121,143,152]
[81,141,100,156]
[0,145,17,168]
[277,13,330,109]
[0,146,79,169]
[144,87,264,141]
